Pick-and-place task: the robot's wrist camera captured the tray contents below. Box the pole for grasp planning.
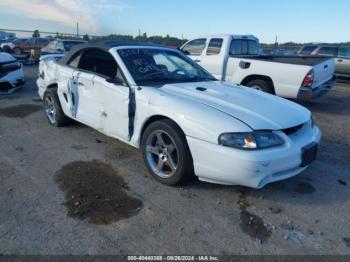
[77,22,79,38]
[275,35,278,49]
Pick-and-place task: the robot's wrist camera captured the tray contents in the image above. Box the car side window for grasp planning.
[67,51,83,68]
[78,49,125,84]
[27,38,36,45]
[47,41,56,49]
[207,38,223,55]
[230,40,258,55]
[182,38,206,56]
[339,48,350,58]
[300,46,317,55]
[36,38,45,45]
[56,42,64,51]
[317,47,338,56]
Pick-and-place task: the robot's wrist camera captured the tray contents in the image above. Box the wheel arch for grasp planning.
[46,83,58,89]
[240,74,275,94]
[139,115,188,148]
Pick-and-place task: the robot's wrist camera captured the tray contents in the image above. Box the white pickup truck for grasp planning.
[181,35,336,100]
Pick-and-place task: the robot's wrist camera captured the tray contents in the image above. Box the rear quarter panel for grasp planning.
[226,57,311,98]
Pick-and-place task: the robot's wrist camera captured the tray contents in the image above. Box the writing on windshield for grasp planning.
[118,48,216,85]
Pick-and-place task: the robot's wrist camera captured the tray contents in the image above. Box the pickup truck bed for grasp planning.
[239,55,331,66]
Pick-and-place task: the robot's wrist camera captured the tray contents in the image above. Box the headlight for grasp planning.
[218,131,284,150]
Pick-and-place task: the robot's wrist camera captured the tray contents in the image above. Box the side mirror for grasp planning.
[106,78,125,86]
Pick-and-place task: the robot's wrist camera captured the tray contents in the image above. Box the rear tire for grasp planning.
[13,47,22,56]
[246,79,274,94]
[43,88,71,127]
[141,120,194,186]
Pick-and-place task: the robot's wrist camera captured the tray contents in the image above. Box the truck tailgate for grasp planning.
[312,58,335,88]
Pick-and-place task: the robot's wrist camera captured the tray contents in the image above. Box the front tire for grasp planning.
[3,45,12,53]
[246,79,274,94]
[43,88,71,127]
[141,120,194,186]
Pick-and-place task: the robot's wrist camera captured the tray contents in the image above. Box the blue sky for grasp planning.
[0,0,349,43]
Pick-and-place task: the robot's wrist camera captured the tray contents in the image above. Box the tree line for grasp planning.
[32,30,350,47]
[52,32,187,46]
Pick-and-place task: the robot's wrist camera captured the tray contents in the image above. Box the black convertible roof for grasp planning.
[59,40,166,65]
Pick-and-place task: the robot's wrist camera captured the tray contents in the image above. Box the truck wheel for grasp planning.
[3,46,12,53]
[246,79,274,94]
[13,47,22,56]
[43,88,71,127]
[141,120,194,186]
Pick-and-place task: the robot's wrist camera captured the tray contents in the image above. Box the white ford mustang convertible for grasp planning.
[37,41,321,188]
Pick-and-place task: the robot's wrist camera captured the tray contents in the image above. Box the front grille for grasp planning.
[282,124,304,136]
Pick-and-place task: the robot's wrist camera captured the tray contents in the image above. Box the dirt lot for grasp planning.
[0,65,350,255]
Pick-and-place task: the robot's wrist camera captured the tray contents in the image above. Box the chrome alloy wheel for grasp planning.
[44,95,57,124]
[145,130,179,178]
[250,85,262,91]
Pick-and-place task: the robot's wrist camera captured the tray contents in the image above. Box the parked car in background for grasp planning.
[181,35,335,100]
[260,48,298,56]
[37,41,321,188]
[12,37,51,56]
[260,48,275,55]
[0,31,16,43]
[0,52,25,93]
[0,38,28,53]
[298,44,350,78]
[40,39,86,55]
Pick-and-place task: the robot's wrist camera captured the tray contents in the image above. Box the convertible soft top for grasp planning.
[58,40,165,65]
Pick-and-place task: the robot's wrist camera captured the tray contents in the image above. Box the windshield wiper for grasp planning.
[186,76,216,82]
[138,70,168,80]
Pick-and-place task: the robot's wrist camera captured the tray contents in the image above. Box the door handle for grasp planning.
[338,59,343,62]
[239,60,251,69]
[194,59,201,62]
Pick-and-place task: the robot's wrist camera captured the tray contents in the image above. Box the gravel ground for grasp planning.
[0,65,349,255]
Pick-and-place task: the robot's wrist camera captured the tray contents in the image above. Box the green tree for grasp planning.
[32,30,40,38]
[83,34,90,41]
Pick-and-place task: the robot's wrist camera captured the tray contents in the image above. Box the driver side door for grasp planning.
[75,48,130,140]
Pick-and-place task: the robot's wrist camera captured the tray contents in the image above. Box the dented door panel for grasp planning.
[72,71,103,129]
[56,65,75,118]
[91,75,130,141]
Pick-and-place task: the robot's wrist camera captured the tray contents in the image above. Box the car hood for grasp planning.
[0,52,16,63]
[158,81,310,130]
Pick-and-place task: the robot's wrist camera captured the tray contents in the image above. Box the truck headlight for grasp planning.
[218,131,284,150]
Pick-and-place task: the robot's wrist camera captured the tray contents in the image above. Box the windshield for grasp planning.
[13,38,28,45]
[63,41,85,51]
[118,48,217,85]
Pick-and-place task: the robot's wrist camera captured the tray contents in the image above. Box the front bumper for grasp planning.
[0,64,25,94]
[187,122,321,188]
[297,78,336,100]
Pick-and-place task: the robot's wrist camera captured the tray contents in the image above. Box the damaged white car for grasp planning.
[0,52,25,94]
[37,41,321,188]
